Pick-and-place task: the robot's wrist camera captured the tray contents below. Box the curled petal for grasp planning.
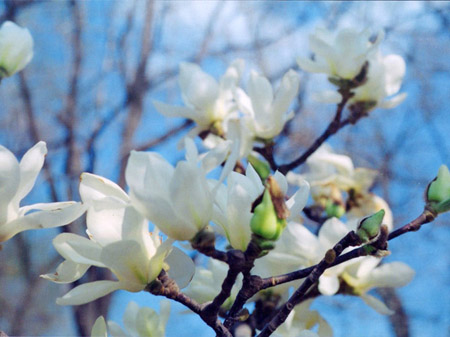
[41,260,90,284]
[53,232,104,266]
[0,202,86,242]
[56,280,122,306]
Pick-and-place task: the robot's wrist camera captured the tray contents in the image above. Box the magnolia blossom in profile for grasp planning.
[153,60,244,135]
[0,21,33,78]
[214,167,310,251]
[273,299,332,337]
[297,27,383,80]
[126,138,231,241]
[0,141,85,243]
[212,164,264,251]
[91,301,170,337]
[341,256,415,314]
[348,51,407,110]
[235,69,300,140]
[42,173,194,305]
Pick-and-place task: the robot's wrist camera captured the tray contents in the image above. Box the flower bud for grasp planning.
[247,155,271,181]
[357,209,385,243]
[426,165,450,214]
[0,21,33,78]
[250,189,279,240]
[325,199,346,219]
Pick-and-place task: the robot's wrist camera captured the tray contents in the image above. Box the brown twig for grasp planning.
[147,270,232,337]
[278,88,353,174]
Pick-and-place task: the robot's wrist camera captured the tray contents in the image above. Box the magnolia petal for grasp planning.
[85,206,127,247]
[312,90,343,104]
[14,141,47,204]
[318,217,350,249]
[248,71,273,118]
[355,256,381,279]
[153,100,198,121]
[136,307,162,336]
[53,233,104,266]
[379,93,407,109]
[80,172,129,205]
[220,59,244,92]
[283,222,321,262]
[41,260,90,284]
[179,62,219,113]
[0,145,20,224]
[91,316,107,337]
[234,87,254,116]
[317,315,333,337]
[159,300,171,328]
[165,246,195,289]
[286,180,310,222]
[318,274,340,296]
[367,262,415,289]
[273,171,288,194]
[226,185,253,251]
[123,301,139,336]
[383,54,406,96]
[0,202,86,242]
[100,240,152,291]
[271,69,299,117]
[200,140,231,174]
[170,161,212,234]
[107,321,126,337]
[129,151,174,199]
[360,293,394,315]
[56,280,122,306]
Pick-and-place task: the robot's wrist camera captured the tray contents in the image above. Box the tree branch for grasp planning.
[257,231,363,337]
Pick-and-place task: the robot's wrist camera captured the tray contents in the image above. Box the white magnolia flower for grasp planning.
[297,27,383,80]
[235,69,300,140]
[349,52,407,110]
[0,21,33,78]
[153,60,244,134]
[273,299,332,337]
[341,256,415,314]
[0,141,85,242]
[213,168,309,251]
[184,258,242,309]
[288,144,393,229]
[126,138,231,241]
[290,144,377,193]
[42,173,194,305]
[91,301,170,337]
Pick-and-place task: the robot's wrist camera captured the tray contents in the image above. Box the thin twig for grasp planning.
[278,88,353,174]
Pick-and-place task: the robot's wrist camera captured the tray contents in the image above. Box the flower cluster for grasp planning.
[1,23,434,337]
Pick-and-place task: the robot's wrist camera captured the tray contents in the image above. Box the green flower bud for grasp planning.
[426,165,450,214]
[325,199,346,218]
[248,155,271,181]
[357,209,385,243]
[250,189,279,240]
